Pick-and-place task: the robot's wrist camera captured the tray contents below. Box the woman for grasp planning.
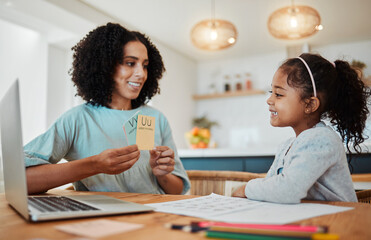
[24,23,190,195]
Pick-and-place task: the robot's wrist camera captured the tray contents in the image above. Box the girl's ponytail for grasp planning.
[327,60,370,156]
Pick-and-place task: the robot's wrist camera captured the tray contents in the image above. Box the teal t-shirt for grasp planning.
[24,103,190,194]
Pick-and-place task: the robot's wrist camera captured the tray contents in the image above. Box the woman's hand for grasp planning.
[232,184,247,198]
[94,145,140,174]
[149,146,175,176]
[149,146,183,194]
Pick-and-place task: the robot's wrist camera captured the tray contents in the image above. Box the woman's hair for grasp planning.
[70,22,165,108]
[279,53,370,161]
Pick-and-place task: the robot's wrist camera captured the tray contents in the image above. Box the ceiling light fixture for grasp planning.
[267,0,322,40]
[190,0,237,50]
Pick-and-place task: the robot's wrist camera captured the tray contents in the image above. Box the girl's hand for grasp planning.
[94,145,140,174]
[232,184,247,198]
[149,146,175,176]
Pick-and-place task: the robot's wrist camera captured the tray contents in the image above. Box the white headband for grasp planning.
[296,57,317,97]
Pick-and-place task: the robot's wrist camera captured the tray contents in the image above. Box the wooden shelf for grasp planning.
[192,89,265,100]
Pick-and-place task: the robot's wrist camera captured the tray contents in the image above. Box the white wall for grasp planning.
[0,19,48,143]
[46,46,76,128]
[195,40,371,150]
[312,40,371,77]
[0,19,48,192]
[151,43,197,149]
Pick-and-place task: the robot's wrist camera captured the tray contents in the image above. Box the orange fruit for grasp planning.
[190,144,198,149]
[198,128,211,139]
[191,127,199,136]
[197,142,208,148]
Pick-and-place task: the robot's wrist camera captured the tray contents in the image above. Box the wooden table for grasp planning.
[0,190,370,240]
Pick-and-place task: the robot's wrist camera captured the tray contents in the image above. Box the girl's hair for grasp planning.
[279,53,370,163]
[70,22,165,109]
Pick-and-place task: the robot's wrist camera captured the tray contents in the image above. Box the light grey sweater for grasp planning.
[245,122,357,203]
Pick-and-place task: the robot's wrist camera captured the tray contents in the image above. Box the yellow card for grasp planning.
[136,115,155,150]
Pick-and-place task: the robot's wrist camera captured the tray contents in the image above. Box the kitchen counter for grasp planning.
[178,141,371,158]
[178,143,371,174]
[178,147,276,158]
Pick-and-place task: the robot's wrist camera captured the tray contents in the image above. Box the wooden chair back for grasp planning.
[356,189,371,204]
[186,170,265,196]
[352,173,371,204]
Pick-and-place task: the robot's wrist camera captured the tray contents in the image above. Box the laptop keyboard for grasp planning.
[28,196,99,212]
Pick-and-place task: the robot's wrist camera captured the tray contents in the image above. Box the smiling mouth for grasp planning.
[271,111,278,116]
[128,81,141,87]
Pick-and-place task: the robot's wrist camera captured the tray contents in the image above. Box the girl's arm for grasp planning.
[244,130,341,203]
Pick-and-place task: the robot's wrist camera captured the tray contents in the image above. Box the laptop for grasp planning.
[0,80,154,222]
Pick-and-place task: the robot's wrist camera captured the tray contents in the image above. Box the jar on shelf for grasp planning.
[235,73,242,91]
[208,83,217,94]
[223,75,231,92]
[245,72,252,90]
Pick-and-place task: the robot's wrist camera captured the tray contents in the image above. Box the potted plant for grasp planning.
[351,60,366,79]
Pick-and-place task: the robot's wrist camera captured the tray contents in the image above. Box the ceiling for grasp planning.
[1,0,371,62]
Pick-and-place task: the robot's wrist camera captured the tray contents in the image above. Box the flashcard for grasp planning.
[123,110,140,145]
[136,115,155,150]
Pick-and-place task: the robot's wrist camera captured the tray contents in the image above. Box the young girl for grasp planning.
[232,53,370,203]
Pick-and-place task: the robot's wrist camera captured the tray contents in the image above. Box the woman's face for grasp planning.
[111,41,149,109]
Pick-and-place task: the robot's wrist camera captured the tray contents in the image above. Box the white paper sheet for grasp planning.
[146,193,353,224]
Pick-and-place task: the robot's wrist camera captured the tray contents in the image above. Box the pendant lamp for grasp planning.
[267,0,322,40]
[191,0,237,50]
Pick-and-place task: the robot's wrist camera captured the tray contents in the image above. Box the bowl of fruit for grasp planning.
[185,127,210,149]
[185,116,217,149]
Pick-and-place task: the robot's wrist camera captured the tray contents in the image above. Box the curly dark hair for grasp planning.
[70,22,165,108]
[279,53,371,166]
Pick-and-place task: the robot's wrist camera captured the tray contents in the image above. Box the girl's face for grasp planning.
[267,69,309,136]
[111,41,149,109]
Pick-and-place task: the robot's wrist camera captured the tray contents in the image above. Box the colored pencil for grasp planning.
[192,221,327,233]
[205,231,339,240]
[209,226,315,237]
[164,223,207,233]
[205,231,308,240]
